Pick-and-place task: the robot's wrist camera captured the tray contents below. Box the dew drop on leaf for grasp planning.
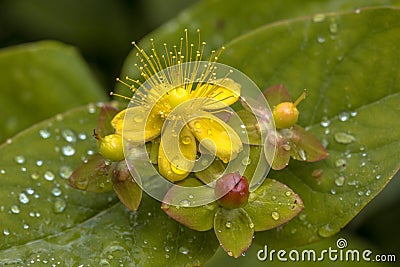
[10,204,20,214]
[58,165,73,179]
[334,132,356,144]
[43,170,55,181]
[61,145,76,157]
[61,129,77,143]
[19,192,30,204]
[334,176,345,186]
[35,160,44,167]
[51,187,62,197]
[178,246,190,255]
[271,211,280,221]
[39,128,51,139]
[225,221,232,228]
[53,198,67,213]
[338,111,350,122]
[179,199,191,207]
[312,14,325,22]
[30,172,40,180]
[14,155,26,164]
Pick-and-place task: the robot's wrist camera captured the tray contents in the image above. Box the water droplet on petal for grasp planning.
[181,136,192,145]
[194,122,201,129]
[334,132,356,144]
[61,145,75,156]
[271,211,280,221]
[179,199,190,207]
[14,155,25,164]
[225,221,232,228]
[227,251,233,257]
[249,223,254,229]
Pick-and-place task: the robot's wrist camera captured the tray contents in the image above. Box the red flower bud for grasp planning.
[215,172,249,209]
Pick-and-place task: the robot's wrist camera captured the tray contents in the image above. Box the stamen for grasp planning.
[293,89,307,107]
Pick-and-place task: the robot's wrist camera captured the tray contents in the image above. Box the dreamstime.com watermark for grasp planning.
[257,238,396,263]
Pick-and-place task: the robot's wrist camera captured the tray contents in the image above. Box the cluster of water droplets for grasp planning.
[0,103,102,243]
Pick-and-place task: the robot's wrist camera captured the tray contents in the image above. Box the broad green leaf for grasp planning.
[0,105,218,266]
[69,153,114,192]
[117,0,400,93]
[218,7,400,247]
[0,41,106,142]
[162,179,218,231]
[214,208,254,258]
[244,179,304,231]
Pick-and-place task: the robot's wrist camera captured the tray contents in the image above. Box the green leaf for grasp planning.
[244,179,304,231]
[69,153,114,192]
[117,0,400,93]
[0,41,106,142]
[0,105,218,266]
[214,208,254,258]
[219,7,400,247]
[112,160,142,211]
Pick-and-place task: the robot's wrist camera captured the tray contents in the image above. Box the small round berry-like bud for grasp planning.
[95,132,124,162]
[168,87,190,108]
[215,172,249,209]
[273,102,299,129]
[272,89,307,129]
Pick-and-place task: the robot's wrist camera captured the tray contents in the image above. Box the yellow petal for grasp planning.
[158,125,197,182]
[188,113,243,163]
[191,78,241,110]
[111,107,163,143]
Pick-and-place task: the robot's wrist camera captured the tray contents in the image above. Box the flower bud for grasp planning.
[272,90,306,129]
[215,172,249,209]
[95,132,124,162]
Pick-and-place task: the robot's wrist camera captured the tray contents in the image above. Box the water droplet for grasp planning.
[87,103,96,114]
[10,204,20,214]
[271,195,277,201]
[375,174,381,180]
[334,132,356,144]
[178,246,190,255]
[3,229,10,236]
[227,251,233,257]
[78,132,87,140]
[312,169,323,179]
[298,149,307,161]
[329,22,338,34]
[282,144,291,151]
[30,172,40,180]
[285,191,291,197]
[61,129,77,143]
[225,221,232,228]
[181,136,192,145]
[179,199,190,207]
[365,190,371,196]
[291,228,297,234]
[241,157,251,166]
[59,166,73,179]
[330,188,336,195]
[61,145,75,157]
[355,8,361,14]
[321,116,331,128]
[39,128,51,139]
[53,198,67,213]
[26,188,35,195]
[312,14,326,22]
[350,111,357,117]
[0,169,5,175]
[357,191,364,196]
[194,122,201,129]
[14,155,25,164]
[23,224,29,229]
[134,114,144,123]
[44,170,55,181]
[334,176,345,186]
[271,211,280,221]
[249,222,254,229]
[335,158,347,168]
[318,224,333,237]
[51,187,62,197]
[299,214,307,221]
[35,160,44,167]
[19,193,30,204]
[338,111,350,122]
[317,36,326,43]
[207,129,213,136]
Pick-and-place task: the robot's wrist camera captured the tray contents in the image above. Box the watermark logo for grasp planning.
[257,238,396,263]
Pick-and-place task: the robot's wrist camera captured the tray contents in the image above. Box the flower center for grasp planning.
[168,87,190,108]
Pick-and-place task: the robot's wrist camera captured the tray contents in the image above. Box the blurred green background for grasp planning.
[0,0,398,266]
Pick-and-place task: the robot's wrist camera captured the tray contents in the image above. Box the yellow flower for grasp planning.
[111,29,243,182]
